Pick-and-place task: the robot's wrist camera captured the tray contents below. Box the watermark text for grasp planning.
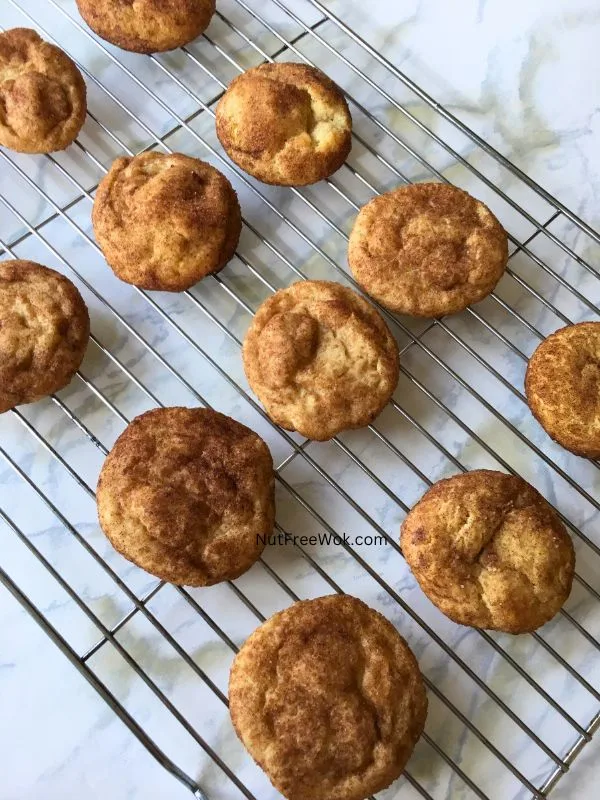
[257,532,386,547]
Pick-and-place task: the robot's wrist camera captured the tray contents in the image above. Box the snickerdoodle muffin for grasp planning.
[216,63,352,186]
[525,322,600,458]
[93,152,242,291]
[0,260,90,412]
[229,594,427,800]
[348,183,508,317]
[242,280,399,440]
[75,0,215,53]
[97,407,274,586]
[0,29,86,153]
[401,470,574,633]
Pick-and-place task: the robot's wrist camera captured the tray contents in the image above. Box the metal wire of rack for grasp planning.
[1,1,600,798]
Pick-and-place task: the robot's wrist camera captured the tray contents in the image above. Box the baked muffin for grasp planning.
[92,152,242,291]
[216,63,352,186]
[75,0,215,53]
[401,470,575,633]
[525,322,600,458]
[97,407,274,586]
[348,183,508,317]
[0,28,86,153]
[0,260,89,412]
[242,280,399,440]
[229,594,427,800]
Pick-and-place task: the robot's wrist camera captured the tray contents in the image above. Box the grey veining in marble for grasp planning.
[1,1,599,799]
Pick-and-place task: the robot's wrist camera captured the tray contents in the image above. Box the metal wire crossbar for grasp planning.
[1,1,599,798]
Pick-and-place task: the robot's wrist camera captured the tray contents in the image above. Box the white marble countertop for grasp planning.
[1,1,599,799]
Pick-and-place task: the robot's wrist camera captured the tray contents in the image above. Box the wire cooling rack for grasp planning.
[1,1,600,798]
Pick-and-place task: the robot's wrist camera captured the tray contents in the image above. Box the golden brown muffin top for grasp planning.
[0,260,90,413]
[92,152,242,291]
[525,322,600,458]
[242,280,399,441]
[0,28,86,154]
[401,470,574,633]
[229,594,427,800]
[75,0,215,53]
[348,183,508,317]
[216,62,352,186]
[97,407,274,586]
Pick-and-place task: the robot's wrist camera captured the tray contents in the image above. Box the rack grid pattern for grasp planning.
[1,1,600,799]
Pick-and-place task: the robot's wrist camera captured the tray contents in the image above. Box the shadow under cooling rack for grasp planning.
[1,1,600,799]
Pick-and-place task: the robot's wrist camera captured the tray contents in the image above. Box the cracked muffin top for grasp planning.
[216,62,352,186]
[75,0,215,53]
[242,280,399,441]
[229,594,427,800]
[92,152,242,291]
[401,470,574,633]
[0,259,90,413]
[348,182,508,317]
[526,321,600,458]
[97,407,275,586]
[0,28,86,153]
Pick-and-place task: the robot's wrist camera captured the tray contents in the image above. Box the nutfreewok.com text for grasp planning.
[256,532,386,547]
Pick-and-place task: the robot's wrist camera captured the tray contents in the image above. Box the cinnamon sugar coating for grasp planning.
[348,183,508,317]
[242,280,399,440]
[93,152,241,291]
[229,595,427,800]
[97,407,275,586]
[0,28,86,153]
[216,63,351,186]
[401,470,574,633]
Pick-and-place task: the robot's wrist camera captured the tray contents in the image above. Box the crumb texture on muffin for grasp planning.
[348,182,508,317]
[0,260,90,413]
[97,407,274,586]
[229,594,427,800]
[401,470,574,633]
[216,63,351,186]
[0,28,86,153]
[242,280,399,440]
[526,321,600,457]
[75,0,215,53]
[93,152,242,291]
